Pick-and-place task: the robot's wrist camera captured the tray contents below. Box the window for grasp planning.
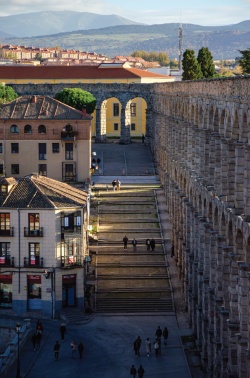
[29,213,40,231]
[52,143,60,153]
[0,165,4,176]
[0,242,10,263]
[11,164,19,174]
[65,125,73,132]
[130,103,136,117]
[38,125,46,134]
[29,243,40,265]
[113,103,119,117]
[0,213,10,231]
[24,125,32,134]
[11,143,19,154]
[114,123,119,131]
[131,123,136,131]
[38,143,46,160]
[0,143,2,153]
[10,125,19,133]
[38,164,47,176]
[0,184,7,193]
[65,143,73,160]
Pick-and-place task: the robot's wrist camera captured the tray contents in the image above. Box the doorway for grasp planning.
[62,274,76,307]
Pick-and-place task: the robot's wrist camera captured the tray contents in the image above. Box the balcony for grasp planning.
[24,227,43,237]
[61,225,81,237]
[0,227,14,237]
[60,255,83,268]
[24,256,43,268]
[0,256,14,267]
[61,130,78,141]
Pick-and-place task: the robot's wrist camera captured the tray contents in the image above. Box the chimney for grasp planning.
[31,95,37,103]
[82,105,87,117]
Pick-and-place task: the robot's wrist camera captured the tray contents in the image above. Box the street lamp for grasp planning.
[16,322,21,378]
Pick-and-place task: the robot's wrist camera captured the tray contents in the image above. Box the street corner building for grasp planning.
[0,94,92,183]
[0,174,89,318]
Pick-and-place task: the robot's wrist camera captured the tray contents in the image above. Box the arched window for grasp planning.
[10,125,19,133]
[38,125,46,134]
[24,125,32,134]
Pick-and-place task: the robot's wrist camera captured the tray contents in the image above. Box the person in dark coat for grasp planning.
[163,326,169,345]
[60,323,67,342]
[130,364,137,377]
[138,365,145,378]
[78,341,84,359]
[31,332,37,350]
[53,340,60,360]
[132,238,137,252]
[123,235,128,250]
[150,238,156,251]
[146,238,151,251]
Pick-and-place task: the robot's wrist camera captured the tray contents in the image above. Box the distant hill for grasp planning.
[0,11,142,38]
[0,18,250,60]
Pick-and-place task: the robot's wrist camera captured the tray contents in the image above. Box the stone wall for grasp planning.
[150,76,250,378]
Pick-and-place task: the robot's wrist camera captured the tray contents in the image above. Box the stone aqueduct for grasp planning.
[10,77,250,376]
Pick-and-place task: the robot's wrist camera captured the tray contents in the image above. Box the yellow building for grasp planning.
[0,63,175,138]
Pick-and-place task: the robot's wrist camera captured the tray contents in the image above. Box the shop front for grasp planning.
[27,275,42,310]
[0,274,12,308]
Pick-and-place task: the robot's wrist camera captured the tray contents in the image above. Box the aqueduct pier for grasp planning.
[10,76,250,377]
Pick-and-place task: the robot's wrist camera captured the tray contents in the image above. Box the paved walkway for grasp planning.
[6,141,197,378]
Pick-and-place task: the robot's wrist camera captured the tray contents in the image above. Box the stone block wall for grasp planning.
[150,76,250,378]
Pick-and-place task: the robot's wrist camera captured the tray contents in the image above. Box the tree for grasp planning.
[182,49,203,80]
[0,84,18,105]
[55,88,96,114]
[238,48,250,74]
[197,47,216,78]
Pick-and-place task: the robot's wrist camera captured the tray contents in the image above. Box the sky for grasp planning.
[0,0,249,26]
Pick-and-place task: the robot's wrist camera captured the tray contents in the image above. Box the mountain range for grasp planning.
[0,11,249,60]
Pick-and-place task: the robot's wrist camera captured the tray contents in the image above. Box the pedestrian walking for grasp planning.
[132,238,137,252]
[71,340,77,359]
[150,238,156,251]
[146,238,150,251]
[31,332,37,351]
[145,337,151,357]
[53,340,60,360]
[155,325,162,339]
[123,235,128,250]
[138,365,145,378]
[60,323,67,342]
[154,339,159,356]
[112,179,117,191]
[78,341,84,359]
[133,336,141,357]
[163,326,169,345]
[116,179,121,190]
[130,364,137,377]
[142,134,145,144]
[36,330,42,349]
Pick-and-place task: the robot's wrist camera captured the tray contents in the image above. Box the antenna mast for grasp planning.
[178,19,183,73]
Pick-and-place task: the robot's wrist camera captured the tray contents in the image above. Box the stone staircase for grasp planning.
[92,185,174,314]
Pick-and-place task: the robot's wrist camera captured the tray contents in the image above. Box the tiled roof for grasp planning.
[0,64,171,80]
[0,95,91,120]
[0,175,87,209]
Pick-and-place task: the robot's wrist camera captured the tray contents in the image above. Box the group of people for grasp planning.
[130,364,145,378]
[123,236,156,252]
[111,179,121,191]
[133,325,169,360]
[53,322,84,360]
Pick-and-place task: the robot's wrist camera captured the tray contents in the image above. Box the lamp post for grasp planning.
[16,322,21,378]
